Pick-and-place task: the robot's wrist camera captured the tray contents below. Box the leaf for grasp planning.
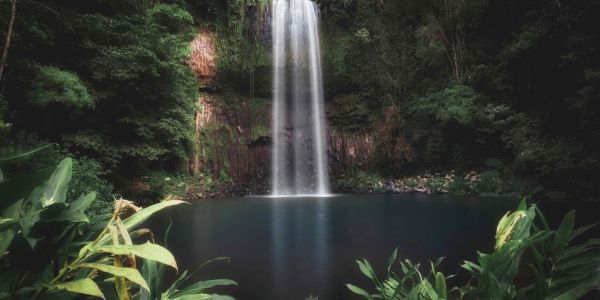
[70,192,96,212]
[170,295,211,300]
[95,200,187,246]
[78,263,149,292]
[548,272,600,300]
[141,259,160,300]
[570,222,599,241]
[0,168,52,211]
[0,199,23,258]
[346,284,373,300]
[495,210,527,249]
[0,218,17,229]
[553,210,575,253]
[116,217,133,246]
[517,198,527,211]
[387,248,398,274]
[93,242,178,270]
[115,275,130,300]
[0,144,54,166]
[46,278,105,299]
[202,295,235,300]
[556,239,600,262]
[357,259,377,281]
[41,158,72,207]
[434,272,447,298]
[170,279,237,298]
[122,200,187,231]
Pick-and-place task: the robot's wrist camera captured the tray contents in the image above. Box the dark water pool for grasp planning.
[149,194,599,299]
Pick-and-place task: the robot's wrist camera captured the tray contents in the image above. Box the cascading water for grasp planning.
[271,0,329,196]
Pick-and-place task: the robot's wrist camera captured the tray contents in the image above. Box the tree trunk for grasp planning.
[0,0,17,82]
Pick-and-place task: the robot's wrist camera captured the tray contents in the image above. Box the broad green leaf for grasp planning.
[46,278,105,299]
[170,295,211,300]
[95,200,187,246]
[78,263,149,292]
[414,280,438,299]
[170,279,237,298]
[41,158,72,207]
[93,242,177,270]
[0,218,16,230]
[570,222,600,241]
[554,249,600,272]
[70,192,96,212]
[434,272,447,299]
[548,272,600,300]
[495,207,532,249]
[202,295,235,300]
[172,295,235,300]
[557,239,600,262]
[122,200,187,231]
[0,199,23,258]
[357,259,376,281]
[553,210,575,253]
[0,168,4,183]
[346,284,373,300]
[164,270,191,296]
[517,198,527,211]
[0,168,52,211]
[0,144,54,166]
[140,259,160,300]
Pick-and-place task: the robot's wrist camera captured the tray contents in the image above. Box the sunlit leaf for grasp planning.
[434,272,447,298]
[78,263,149,292]
[346,284,373,299]
[41,158,72,207]
[94,200,187,247]
[93,242,177,270]
[46,278,105,299]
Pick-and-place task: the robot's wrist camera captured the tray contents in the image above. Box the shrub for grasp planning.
[0,148,236,299]
[334,170,385,193]
[347,200,600,299]
[27,66,94,109]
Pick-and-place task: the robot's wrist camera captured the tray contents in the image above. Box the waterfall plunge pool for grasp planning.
[149,194,598,299]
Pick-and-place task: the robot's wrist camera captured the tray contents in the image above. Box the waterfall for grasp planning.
[271,0,329,196]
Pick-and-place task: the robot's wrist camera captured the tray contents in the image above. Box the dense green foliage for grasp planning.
[347,200,600,299]
[1,0,198,193]
[318,0,600,200]
[0,149,235,299]
[3,0,598,200]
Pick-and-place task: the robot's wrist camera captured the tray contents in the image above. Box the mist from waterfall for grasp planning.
[271,0,329,196]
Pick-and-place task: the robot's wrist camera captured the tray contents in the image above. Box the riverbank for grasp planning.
[132,169,530,202]
[332,170,531,198]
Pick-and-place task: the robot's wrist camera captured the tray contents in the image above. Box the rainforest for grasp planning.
[1,0,600,299]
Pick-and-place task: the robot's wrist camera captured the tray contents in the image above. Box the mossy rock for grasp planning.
[328,94,374,133]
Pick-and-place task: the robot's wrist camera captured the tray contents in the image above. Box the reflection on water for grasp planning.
[271,198,330,298]
[150,194,598,299]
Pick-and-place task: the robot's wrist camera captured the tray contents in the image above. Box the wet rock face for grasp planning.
[187,30,216,84]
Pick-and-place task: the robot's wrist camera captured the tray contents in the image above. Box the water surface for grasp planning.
[150,194,595,299]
